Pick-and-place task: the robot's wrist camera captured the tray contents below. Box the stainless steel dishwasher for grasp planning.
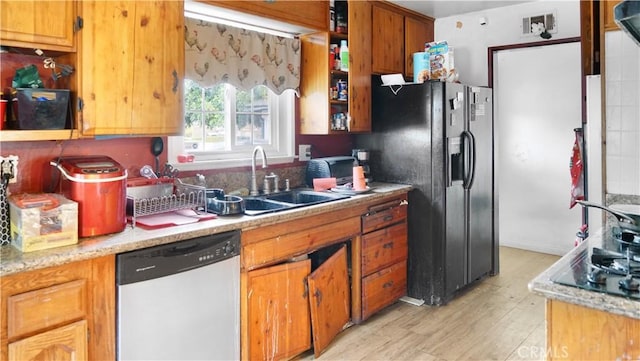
[116,230,240,361]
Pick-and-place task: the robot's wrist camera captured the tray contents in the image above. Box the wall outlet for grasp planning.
[299,145,312,161]
[0,155,19,184]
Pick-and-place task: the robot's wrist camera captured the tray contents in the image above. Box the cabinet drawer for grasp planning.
[7,279,88,338]
[362,222,407,276]
[243,217,360,270]
[362,200,407,234]
[362,261,407,320]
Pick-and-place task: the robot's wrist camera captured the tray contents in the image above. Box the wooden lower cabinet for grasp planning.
[246,245,352,361]
[0,256,115,361]
[8,320,87,361]
[307,245,350,358]
[246,259,312,361]
[362,260,407,320]
[241,210,360,361]
[359,197,408,321]
[241,194,410,361]
[546,299,640,360]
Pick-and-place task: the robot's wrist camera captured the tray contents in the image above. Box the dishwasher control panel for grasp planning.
[117,230,241,285]
[198,240,238,263]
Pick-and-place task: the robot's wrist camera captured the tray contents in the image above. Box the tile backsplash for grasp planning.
[605,31,640,197]
[182,165,307,195]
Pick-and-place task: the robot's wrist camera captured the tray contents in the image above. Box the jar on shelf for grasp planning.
[336,12,347,34]
[337,80,348,101]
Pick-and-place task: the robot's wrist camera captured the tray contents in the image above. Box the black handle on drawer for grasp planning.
[383,281,394,289]
[383,242,394,249]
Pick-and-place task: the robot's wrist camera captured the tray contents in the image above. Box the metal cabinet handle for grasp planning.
[172,70,178,93]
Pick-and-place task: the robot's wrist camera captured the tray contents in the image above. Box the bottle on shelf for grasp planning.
[334,46,341,71]
[340,40,349,72]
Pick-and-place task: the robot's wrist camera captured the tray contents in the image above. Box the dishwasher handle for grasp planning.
[163,243,203,257]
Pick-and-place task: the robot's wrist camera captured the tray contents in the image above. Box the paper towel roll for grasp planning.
[413,52,430,83]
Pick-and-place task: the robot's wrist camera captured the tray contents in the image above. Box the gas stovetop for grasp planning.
[550,227,640,300]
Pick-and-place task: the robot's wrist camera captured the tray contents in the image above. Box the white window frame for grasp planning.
[168,84,295,172]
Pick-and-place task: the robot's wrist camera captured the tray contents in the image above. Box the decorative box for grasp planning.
[9,193,78,252]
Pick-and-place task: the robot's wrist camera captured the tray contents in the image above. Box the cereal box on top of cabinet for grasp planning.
[9,193,78,252]
[425,41,457,82]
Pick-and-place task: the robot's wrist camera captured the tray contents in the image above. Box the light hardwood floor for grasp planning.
[296,246,560,361]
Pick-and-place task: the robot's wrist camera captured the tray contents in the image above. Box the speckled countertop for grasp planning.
[0,183,412,277]
[529,227,640,320]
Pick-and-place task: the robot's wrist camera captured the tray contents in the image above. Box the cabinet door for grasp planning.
[308,245,350,358]
[0,1,76,51]
[372,5,404,74]
[79,1,184,136]
[7,280,87,339]
[404,16,434,80]
[8,320,87,361]
[247,259,311,361]
[347,0,372,133]
[129,1,184,135]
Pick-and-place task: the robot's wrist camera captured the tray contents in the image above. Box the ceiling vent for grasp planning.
[522,12,557,36]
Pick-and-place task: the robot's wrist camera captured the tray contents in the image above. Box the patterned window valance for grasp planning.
[184,16,301,95]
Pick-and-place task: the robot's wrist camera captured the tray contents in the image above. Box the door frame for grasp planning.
[488,38,585,255]
[487,37,582,88]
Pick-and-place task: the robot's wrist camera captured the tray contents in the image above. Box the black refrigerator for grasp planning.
[355,78,499,305]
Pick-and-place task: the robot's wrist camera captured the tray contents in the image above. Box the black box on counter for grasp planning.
[16,88,70,130]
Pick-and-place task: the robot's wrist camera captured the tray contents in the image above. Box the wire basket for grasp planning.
[127,179,206,227]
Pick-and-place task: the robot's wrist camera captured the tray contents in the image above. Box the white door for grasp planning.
[494,42,582,255]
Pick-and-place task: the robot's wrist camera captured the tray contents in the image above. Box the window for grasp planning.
[168,6,298,170]
[169,82,295,170]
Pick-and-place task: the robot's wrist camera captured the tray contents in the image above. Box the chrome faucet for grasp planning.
[250,146,268,196]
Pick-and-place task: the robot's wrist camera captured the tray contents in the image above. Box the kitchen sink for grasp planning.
[243,189,350,216]
[243,198,293,216]
[265,189,348,205]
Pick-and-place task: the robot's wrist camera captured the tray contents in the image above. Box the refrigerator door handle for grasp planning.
[463,130,476,190]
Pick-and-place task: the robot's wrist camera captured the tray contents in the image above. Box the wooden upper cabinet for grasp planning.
[603,0,621,31]
[372,4,405,74]
[0,1,76,52]
[203,0,329,31]
[346,0,372,133]
[404,16,434,79]
[300,0,371,134]
[78,1,184,136]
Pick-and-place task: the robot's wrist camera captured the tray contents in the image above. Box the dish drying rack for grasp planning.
[127,178,206,227]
